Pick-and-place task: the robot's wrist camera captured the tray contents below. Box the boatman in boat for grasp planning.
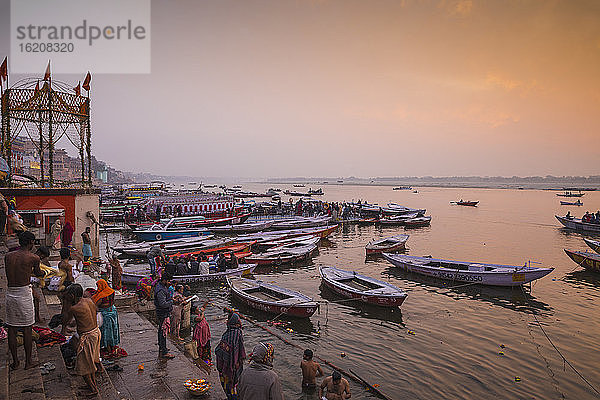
[319,370,351,400]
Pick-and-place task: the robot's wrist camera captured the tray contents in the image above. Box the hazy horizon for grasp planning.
[1,0,599,178]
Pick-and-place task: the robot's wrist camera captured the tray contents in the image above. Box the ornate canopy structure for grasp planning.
[1,76,92,187]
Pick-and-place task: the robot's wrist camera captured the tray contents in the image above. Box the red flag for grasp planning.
[0,57,7,83]
[79,99,89,114]
[34,81,40,94]
[43,61,51,81]
[73,82,81,96]
[82,72,91,91]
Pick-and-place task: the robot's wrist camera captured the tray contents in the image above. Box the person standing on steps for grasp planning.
[215,312,246,400]
[61,284,102,396]
[5,231,42,370]
[81,226,92,261]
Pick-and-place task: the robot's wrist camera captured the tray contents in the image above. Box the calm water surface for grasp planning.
[116,184,600,399]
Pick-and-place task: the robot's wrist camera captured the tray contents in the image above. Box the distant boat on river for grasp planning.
[560,200,583,206]
[556,191,584,197]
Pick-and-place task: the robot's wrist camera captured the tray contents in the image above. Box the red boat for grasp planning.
[173,241,256,257]
[452,200,479,207]
[228,277,318,318]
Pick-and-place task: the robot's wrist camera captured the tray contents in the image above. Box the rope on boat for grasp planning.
[520,286,600,397]
[223,307,393,400]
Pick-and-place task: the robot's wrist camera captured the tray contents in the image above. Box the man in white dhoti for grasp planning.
[4,231,42,370]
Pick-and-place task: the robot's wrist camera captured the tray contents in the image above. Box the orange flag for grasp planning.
[73,82,81,96]
[0,57,7,83]
[43,61,51,81]
[82,72,91,91]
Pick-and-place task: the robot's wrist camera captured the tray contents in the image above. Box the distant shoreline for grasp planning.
[255,180,599,191]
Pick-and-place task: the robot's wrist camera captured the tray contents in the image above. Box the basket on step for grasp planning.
[184,379,210,396]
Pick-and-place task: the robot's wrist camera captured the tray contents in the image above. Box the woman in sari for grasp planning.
[215,312,246,400]
[91,279,121,357]
[193,305,211,364]
[61,222,74,248]
[136,274,158,301]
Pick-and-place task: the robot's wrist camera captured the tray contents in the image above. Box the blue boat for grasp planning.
[132,218,211,241]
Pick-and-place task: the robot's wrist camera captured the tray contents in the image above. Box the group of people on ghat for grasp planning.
[147,243,241,277]
[152,271,351,399]
[4,231,125,396]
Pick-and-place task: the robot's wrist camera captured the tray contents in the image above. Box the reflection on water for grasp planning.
[382,267,553,316]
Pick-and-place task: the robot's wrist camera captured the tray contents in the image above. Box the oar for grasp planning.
[348,368,393,400]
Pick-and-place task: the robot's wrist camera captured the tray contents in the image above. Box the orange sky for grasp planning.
[2,0,599,177]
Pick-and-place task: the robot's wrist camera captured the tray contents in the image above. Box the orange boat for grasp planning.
[173,241,256,257]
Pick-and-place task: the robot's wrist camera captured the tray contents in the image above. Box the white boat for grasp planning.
[404,216,432,228]
[383,253,554,286]
[209,221,274,234]
[365,235,408,255]
[228,277,317,318]
[270,216,332,230]
[555,215,600,233]
[319,266,408,307]
[584,238,600,254]
[377,213,419,226]
[271,236,320,251]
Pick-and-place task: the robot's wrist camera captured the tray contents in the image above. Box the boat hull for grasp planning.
[121,264,256,285]
[383,254,553,286]
[133,230,210,242]
[584,239,600,254]
[319,266,407,307]
[229,279,317,318]
[555,216,600,233]
[564,249,600,272]
[366,242,405,255]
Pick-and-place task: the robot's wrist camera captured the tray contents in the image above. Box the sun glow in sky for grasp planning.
[1,0,599,178]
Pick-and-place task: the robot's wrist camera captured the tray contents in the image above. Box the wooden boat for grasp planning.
[171,241,256,258]
[132,226,211,242]
[377,213,419,226]
[112,236,216,257]
[404,216,432,228]
[121,264,257,285]
[237,225,338,243]
[584,238,600,254]
[260,234,318,249]
[270,216,332,230]
[560,200,583,206]
[452,200,479,206]
[271,236,320,251]
[209,221,274,234]
[386,203,427,215]
[555,215,600,233]
[564,249,600,272]
[245,244,318,266]
[382,253,554,286]
[365,235,408,255]
[556,191,585,198]
[228,277,318,317]
[319,266,408,307]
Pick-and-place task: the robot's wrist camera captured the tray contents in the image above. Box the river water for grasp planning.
[112,184,600,399]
